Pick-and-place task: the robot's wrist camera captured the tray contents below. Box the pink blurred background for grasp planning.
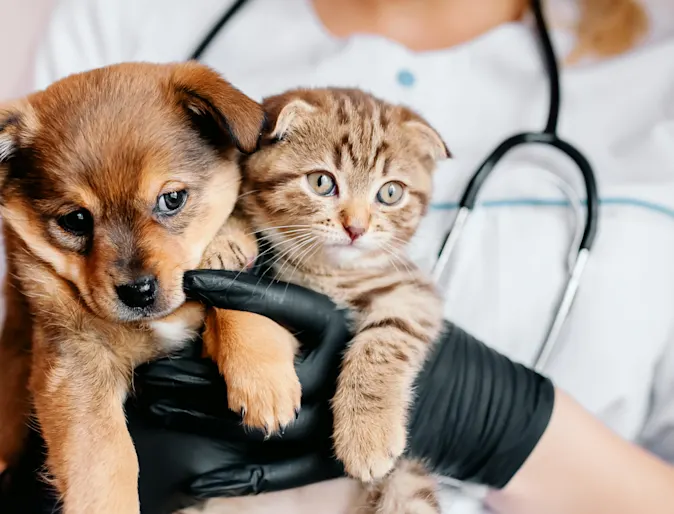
[0,0,56,100]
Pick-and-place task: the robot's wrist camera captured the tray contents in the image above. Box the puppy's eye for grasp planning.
[307,172,337,197]
[58,208,94,236]
[376,181,405,206]
[156,190,188,215]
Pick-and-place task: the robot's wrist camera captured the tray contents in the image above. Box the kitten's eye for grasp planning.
[156,190,188,215]
[307,172,337,196]
[57,208,94,236]
[376,181,405,205]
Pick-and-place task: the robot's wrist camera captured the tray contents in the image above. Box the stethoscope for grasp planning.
[189,0,599,372]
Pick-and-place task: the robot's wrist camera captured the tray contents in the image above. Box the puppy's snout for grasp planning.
[115,276,158,309]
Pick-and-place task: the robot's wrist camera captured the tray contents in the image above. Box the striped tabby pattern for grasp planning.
[240,88,450,513]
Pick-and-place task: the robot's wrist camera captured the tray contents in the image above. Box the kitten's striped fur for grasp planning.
[237,88,449,513]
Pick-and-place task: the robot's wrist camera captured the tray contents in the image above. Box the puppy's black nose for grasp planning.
[116,276,157,309]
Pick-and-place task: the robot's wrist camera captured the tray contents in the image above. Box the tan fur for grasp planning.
[0,62,265,513]
[202,309,301,432]
[212,88,449,514]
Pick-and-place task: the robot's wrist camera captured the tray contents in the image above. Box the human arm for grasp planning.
[486,388,674,514]
[491,323,674,514]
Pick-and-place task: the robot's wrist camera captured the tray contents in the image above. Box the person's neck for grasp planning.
[312,0,528,51]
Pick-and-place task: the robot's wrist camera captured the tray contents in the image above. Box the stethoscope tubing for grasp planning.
[190,0,600,372]
[432,0,599,370]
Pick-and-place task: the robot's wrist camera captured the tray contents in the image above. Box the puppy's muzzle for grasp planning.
[115,276,158,309]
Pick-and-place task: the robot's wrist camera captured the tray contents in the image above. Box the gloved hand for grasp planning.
[133,270,555,509]
[0,270,351,514]
[129,270,353,513]
[0,270,556,514]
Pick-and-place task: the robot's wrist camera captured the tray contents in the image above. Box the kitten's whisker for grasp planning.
[264,236,316,294]
[381,234,411,249]
[236,189,259,200]
[281,240,320,300]
[377,242,402,274]
[255,234,315,287]
[252,232,313,263]
[269,235,316,283]
[209,232,312,293]
[244,224,313,236]
[258,234,314,273]
[379,240,415,280]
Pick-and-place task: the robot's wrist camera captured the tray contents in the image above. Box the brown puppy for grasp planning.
[0,62,265,514]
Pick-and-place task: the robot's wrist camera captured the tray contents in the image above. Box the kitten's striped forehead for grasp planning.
[304,89,404,184]
[325,90,393,176]
[250,87,442,208]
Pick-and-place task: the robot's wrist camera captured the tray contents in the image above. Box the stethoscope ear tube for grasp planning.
[189,0,251,61]
[432,0,600,371]
[534,248,589,370]
[189,0,599,372]
[431,131,599,370]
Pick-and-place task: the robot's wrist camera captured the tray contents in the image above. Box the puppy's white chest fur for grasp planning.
[150,319,200,351]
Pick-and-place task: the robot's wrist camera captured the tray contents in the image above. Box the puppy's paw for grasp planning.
[200,235,257,271]
[202,309,301,436]
[225,358,302,436]
[332,386,407,482]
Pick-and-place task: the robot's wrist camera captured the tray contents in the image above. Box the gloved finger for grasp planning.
[294,314,349,400]
[134,388,332,444]
[183,270,340,339]
[132,336,345,421]
[185,451,345,500]
[132,346,339,425]
[134,353,219,389]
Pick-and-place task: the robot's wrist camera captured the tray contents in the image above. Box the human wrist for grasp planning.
[406,322,555,488]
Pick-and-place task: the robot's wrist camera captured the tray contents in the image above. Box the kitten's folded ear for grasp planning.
[402,115,451,162]
[169,62,265,154]
[262,92,316,141]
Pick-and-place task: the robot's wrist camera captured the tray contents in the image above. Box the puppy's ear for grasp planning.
[0,101,37,184]
[169,62,265,154]
[262,92,316,141]
[0,108,23,164]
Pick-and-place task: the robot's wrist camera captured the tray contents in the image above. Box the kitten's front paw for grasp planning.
[201,235,257,271]
[332,387,407,482]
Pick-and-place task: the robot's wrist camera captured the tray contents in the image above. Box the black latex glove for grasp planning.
[0,270,352,514]
[133,271,555,508]
[0,270,555,514]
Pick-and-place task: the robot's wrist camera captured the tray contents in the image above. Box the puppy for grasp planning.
[0,62,265,514]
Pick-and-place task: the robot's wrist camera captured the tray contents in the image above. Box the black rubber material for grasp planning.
[188,0,250,61]
[457,0,599,252]
[408,323,555,488]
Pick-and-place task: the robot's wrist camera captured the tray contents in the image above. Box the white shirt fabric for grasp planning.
[27,0,674,512]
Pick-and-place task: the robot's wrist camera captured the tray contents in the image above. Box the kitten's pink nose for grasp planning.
[344,224,366,241]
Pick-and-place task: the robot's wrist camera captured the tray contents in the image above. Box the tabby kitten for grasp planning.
[231,88,450,513]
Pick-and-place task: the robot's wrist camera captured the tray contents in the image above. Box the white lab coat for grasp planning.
[21,0,674,512]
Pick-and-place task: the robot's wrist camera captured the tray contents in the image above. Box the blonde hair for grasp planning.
[566,0,649,63]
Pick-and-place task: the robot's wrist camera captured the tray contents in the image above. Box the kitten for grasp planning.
[216,88,450,514]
